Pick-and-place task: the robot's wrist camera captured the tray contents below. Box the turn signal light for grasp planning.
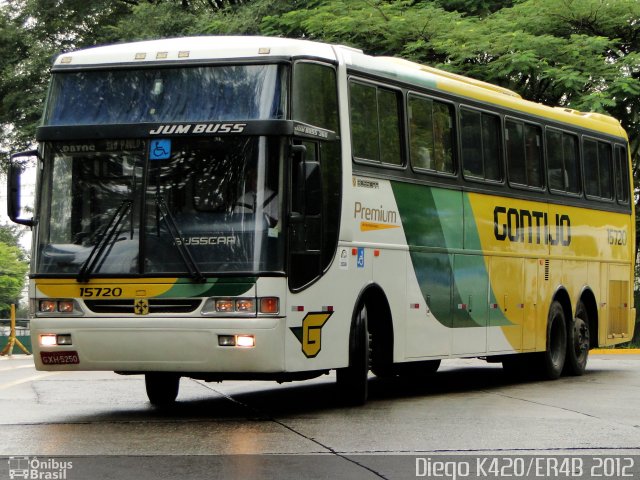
[259,297,279,314]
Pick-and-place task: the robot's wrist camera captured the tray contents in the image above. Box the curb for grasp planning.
[591,348,640,355]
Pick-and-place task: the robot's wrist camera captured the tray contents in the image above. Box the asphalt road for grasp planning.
[0,353,639,479]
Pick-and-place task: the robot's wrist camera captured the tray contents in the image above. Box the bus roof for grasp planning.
[345,52,627,139]
[53,36,344,67]
[54,36,627,140]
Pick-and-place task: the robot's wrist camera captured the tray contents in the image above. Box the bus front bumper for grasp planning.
[31,316,286,374]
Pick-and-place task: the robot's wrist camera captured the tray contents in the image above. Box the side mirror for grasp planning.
[8,150,37,227]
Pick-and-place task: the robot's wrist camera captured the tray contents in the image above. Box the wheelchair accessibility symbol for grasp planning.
[149,139,171,160]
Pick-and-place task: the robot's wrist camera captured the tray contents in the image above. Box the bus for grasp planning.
[9,36,635,406]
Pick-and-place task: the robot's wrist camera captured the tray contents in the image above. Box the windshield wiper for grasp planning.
[77,200,132,282]
[155,194,205,283]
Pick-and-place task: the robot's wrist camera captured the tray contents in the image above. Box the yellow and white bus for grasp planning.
[9,36,634,406]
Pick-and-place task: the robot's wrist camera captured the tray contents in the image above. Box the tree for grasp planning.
[0,236,28,316]
[2,0,640,215]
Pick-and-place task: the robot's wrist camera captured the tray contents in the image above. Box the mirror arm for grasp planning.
[8,150,38,228]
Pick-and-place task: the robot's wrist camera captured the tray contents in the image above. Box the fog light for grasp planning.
[40,334,57,347]
[39,300,56,313]
[56,334,73,345]
[218,335,236,347]
[236,335,255,348]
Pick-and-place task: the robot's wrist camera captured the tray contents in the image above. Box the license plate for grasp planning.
[40,351,80,365]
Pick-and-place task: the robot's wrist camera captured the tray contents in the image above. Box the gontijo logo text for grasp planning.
[493,206,571,246]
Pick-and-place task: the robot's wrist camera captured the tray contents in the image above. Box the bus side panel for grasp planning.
[607,263,633,345]
[405,252,452,358]
[284,254,366,373]
[372,248,407,362]
[391,182,461,358]
[487,256,524,353]
[522,258,539,351]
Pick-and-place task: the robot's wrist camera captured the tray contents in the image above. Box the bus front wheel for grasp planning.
[539,301,567,380]
[145,373,180,407]
[336,304,370,405]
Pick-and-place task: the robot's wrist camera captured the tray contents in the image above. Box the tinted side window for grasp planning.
[378,89,402,165]
[547,129,580,195]
[583,139,599,197]
[461,108,502,182]
[506,120,543,189]
[584,138,613,199]
[598,141,613,199]
[408,94,455,174]
[506,120,525,185]
[350,82,379,160]
[615,145,630,204]
[482,114,501,181]
[350,81,403,166]
[292,62,338,132]
[563,134,580,194]
[525,124,543,188]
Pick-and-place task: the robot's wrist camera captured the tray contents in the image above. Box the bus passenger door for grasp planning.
[288,141,323,290]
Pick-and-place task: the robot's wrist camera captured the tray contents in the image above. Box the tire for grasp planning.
[564,301,590,376]
[336,304,370,405]
[539,301,567,380]
[145,373,180,407]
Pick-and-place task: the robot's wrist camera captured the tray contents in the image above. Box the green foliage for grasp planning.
[0,224,27,253]
[1,0,639,207]
[0,228,28,315]
[435,0,520,17]
[103,2,201,41]
[196,0,301,35]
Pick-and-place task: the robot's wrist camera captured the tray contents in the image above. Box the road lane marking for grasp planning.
[0,364,35,373]
[0,372,61,390]
[591,349,640,355]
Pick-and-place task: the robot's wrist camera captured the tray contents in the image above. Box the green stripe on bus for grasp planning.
[159,278,257,298]
[392,182,511,328]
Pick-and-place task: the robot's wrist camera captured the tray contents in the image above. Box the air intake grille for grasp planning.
[84,299,202,314]
[544,260,550,281]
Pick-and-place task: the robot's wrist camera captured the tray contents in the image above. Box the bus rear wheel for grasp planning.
[539,301,567,380]
[564,301,590,376]
[145,373,180,407]
[336,303,370,405]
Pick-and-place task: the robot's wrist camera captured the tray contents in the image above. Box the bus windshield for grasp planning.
[36,137,285,277]
[44,64,288,125]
